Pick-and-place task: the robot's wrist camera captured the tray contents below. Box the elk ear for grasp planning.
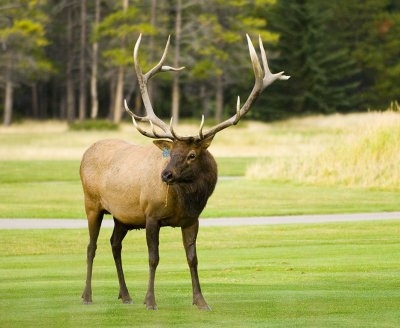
[153,140,173,151]
[197,135,214,149]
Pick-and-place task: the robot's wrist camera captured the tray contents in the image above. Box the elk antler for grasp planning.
[125,34,289,141]
[199,34,290,139]
[124,34,188,140]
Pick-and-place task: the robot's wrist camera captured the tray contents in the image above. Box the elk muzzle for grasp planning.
[161,169,175,184]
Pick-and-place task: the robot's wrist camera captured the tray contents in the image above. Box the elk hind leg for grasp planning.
[82,209,103,304]
[110,218,132,304]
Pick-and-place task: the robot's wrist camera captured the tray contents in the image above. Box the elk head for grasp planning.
[124,34,290,184]
[152,137,214,185]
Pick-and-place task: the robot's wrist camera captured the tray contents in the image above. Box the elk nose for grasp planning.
[161,170,174,183]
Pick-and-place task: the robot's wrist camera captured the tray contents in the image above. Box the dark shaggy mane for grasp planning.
[174,152,218,219]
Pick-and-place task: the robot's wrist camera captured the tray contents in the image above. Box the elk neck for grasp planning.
[170,151,218,219]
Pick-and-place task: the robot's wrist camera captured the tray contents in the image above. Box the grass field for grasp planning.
[1,221,400,327]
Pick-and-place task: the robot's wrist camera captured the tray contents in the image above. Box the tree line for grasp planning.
[1,0,399,126]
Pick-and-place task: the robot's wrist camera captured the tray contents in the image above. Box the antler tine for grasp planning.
[124,99,144,122]
[233,96,241,125]
[161,65,185,72]
[133,34,144,81]
[258,35,290,88]
[149,120,164,139]
[198,114,205,139]
[130,115,156,138]
[200,34,290,140]
[125,99,174,140]
[246,34,263,88]
[145,36,186,80]
[147,35,171,80]
[169,116,182,140]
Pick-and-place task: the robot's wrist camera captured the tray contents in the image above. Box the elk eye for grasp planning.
[188,153,196,160]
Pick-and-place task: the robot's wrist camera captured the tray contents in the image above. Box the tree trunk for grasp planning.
[215,74,223,122]
[3,62,13,127]
[113,0,128,124]
[60,94,66,120]
[66,3,75,124]
[39,84,48,119]
[200,85,211,119]
[51,82,58,118]
[90,0,100,119]
[113,66,124,123]
[171,0,182,126]
[79,0,87,122]
[32,82,39,118]
[108,75,116,120]
[134,90,142,115]
[148,0,157,100]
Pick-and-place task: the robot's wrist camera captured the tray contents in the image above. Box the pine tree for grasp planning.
[261,0,360,119]
[323,0,400,109]
[0,0,52,125]
[187,0,278,122]
[95,1,154,122]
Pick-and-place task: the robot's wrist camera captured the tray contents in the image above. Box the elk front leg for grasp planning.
[182,220,211,310]
[144,218,160,310]
[110,218,132,304]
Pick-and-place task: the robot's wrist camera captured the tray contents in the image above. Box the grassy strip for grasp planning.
[1,178,400,219]
[207,180,400,217]
[1,159,399,219]
[1,221,400,327]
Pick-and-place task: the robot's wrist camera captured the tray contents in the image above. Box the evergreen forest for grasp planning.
[1,0,399,126]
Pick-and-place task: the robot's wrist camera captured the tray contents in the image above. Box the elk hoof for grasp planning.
[119,294,133,304]
[82,289,92,304]
[144,294,158,310]
[198,305,212,311]
[193,297,211,310]
[146,305,158,310]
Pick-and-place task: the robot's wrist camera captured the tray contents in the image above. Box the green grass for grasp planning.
[214,157,258,176]
[1,221,400,327]
[0,160,80,183]
[207,180,400,217]
[1,166,400,218]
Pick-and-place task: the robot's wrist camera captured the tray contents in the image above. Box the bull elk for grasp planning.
[80,33,289,310]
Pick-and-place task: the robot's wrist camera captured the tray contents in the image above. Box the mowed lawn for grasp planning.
[1,160,400,218]
[1,221,400,327]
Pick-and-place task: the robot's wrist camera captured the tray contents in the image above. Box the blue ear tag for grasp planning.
[162,146,170,158]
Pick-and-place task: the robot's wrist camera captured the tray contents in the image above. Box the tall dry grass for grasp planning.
[0,119,331,160]
[246,108,400,190]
